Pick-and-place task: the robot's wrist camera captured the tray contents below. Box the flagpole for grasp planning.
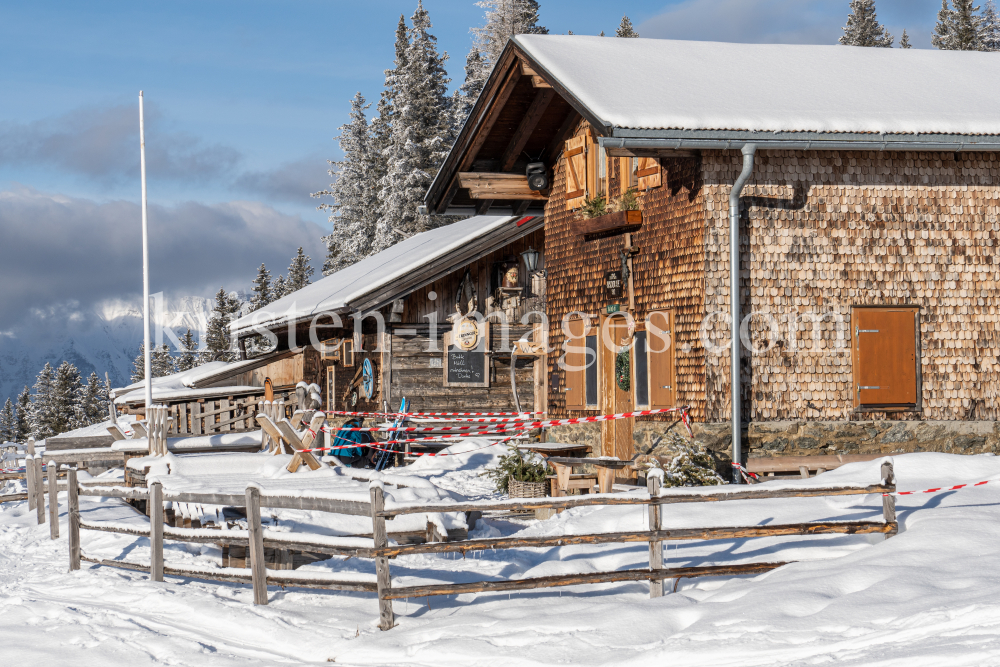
[139,91,152,412]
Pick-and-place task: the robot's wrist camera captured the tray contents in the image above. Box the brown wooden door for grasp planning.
[600,316,635,472]
[853,308,918,406]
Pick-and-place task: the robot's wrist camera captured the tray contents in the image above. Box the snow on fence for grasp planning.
[59,462,897,631]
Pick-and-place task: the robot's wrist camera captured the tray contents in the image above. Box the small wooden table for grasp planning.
[517,442,592,458]
[543,457,634,496]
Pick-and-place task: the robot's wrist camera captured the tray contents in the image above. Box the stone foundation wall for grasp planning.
[547,419,1000,478]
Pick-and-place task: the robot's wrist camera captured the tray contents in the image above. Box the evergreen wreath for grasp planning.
[615,349,631,392]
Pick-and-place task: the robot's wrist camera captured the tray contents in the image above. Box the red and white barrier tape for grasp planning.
[321,406,692,435]
[890,479,996,496]
[731,462,760,483]
[303,435,519,457]
[326,410,544,418]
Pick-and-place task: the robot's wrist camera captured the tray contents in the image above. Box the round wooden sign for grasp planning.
[264,378,274,402]
[455,317,479,350]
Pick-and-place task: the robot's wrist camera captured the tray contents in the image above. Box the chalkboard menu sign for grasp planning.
[443,322,490,388]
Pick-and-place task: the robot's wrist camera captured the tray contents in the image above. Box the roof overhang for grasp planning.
[237,214,544,338]
[601,129,1000,155]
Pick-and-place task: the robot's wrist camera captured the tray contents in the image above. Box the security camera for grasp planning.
[526,162,548,191]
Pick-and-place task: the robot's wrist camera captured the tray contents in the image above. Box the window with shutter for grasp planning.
[637,157,661,190]
[341,339,355,367]
[326,366,336,411]
[647,311,676,409]
[620,157,639,191]
[564,135,587,209]
[853,307,919,408]
[634,329,649,408]
[563,318,598,410]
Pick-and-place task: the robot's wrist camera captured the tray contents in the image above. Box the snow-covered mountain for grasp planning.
[0,295,214,405]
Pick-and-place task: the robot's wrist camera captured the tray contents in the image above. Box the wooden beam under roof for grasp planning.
[545,110,582,166]
[500,88,556,172]
[458,173,549,200]
[605,147,700,158]
[436,62,522,213]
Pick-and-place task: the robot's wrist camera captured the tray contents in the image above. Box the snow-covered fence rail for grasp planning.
[368,461,898,628]
[68,474,380,608]
[62,463,896,632]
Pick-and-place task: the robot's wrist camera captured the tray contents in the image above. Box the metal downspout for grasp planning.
[729,144,756,483]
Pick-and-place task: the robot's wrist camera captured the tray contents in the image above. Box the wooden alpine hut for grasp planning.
[228,214,547,422]
[424,35,1000,480]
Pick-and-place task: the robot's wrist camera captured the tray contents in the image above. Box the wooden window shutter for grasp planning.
[647,311,676,408]
[564,135,587,209]
[637,158,661,189]
[326,366,336,411]
[853,308,918,407]
[342,340,355,367]
[564,318,586,410]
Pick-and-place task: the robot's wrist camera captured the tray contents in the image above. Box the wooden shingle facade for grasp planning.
[425,36,1000,472]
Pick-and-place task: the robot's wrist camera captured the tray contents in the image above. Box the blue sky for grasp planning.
[0,0,941,331]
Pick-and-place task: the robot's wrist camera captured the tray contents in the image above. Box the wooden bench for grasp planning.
[748,453,890,479]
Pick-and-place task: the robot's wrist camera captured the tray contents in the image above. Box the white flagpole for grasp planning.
[139,91,152,412]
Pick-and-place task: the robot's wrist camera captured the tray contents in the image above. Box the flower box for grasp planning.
[569,209,643,239]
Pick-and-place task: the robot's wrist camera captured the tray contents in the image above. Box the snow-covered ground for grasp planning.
[3,449,1000,666]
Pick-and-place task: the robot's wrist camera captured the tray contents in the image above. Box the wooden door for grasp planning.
[600,316,635,474]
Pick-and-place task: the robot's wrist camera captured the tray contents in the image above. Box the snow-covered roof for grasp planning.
[114,385,265,406]
[113,362,231,398]
[230,215,515,336]
[515,35,1000,136]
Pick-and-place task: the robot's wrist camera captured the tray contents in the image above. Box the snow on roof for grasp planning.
[114,385,265,406]
[115,362,231,396]
[515,35,1000,136]
[230,215,513,336]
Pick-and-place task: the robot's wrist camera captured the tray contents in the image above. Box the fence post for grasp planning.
[647,472,663,598]
[881,460,896,536]
[47,460,59,539]
[245,485,268,605]
[370,483,394,630]
[150,481,164,582]
[68,467,80,571]
[34,457,46,525]
[26,455,36,511]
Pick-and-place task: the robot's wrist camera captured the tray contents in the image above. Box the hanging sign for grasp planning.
[361,358,374,399]
[454,317,480,350]
[605,270,623,299]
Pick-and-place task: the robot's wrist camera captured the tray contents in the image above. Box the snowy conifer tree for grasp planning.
[131,343,147,382]
[203,288,240,363]
[177,329,199,372]
[932,0,984,49]
[152,344,176,378]
[286,247,315,293]
[451,48,488,134]
[312,94,383,274]
[29,363,57,440]
[77,372,109,428]
[15,386,31,442]
[980,0,1000,49]
[272,275,288,301]
[899,29,912,47]
[472,0,548,68]
[950,0,985,49]
[616,15,639,37]
[376,2,453,250]
[249,263,272,310]
[839,0,894,47]
[50,361,82,436]
[0,399,14,443]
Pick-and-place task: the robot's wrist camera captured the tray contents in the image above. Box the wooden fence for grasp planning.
[60,461,897,631]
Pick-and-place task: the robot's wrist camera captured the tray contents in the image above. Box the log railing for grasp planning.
[60,460,897,631]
